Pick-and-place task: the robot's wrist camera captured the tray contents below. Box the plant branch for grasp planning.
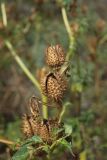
[5,41,41,91]
[58,102,70,123]
[5,40,48,119]
[42,95,48,119]
[61,7,73,39]
[50,134,69,151]
[0,138,15,145]
[61,7,75,60]
[0,138,20,149]
[1,2,7,27]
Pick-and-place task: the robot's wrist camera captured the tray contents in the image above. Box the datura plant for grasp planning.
[12,44,73,160]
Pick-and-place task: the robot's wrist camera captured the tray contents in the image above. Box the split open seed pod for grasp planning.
[40,72,67,101]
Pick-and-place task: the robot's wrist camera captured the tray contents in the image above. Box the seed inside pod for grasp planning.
[40,72,67,101]
[45,44,65,68]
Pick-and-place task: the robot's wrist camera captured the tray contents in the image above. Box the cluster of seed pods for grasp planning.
[22,96,63,144]
[41,44,68,102]
[22,44,67,143]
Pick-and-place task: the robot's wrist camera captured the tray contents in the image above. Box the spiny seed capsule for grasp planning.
[22,114,33,138]
[45,44,65,68]
[39,123,50,143]
[40,72,67,101]
[22,112,63,143]
[48,119,63,140]
[28,116,40,136]
[38,119,62,143]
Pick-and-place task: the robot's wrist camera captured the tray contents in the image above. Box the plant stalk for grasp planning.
[1,2,7,27]
[61,7,75,60]
[5,40,48,119]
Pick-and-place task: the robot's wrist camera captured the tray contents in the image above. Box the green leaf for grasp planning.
[64,124,72,135]
[56,128,65,134]
[59,139,72,153]
[12,146,29,160]
[29,135,43,143]
[42,145,50,154]
[51,127,64,136]
[23,135,43,145]
[12,136,43,160]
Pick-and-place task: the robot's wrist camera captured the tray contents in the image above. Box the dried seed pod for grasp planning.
[45,44,65,68]
[36,67,48,82]
[28,96,42,135]
[41,72,67,101]
[48,119,59,140]
[47,118,64,142]
[48,119,64,138]
[48,119,60,131]
[38,119,63,143]
[22,96,65,142]
[39,122,50,143]
[28,116,40,136]
[29,96,41,121]
[21,114,33,138]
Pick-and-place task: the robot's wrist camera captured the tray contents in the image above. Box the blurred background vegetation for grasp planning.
[0,0,107,159]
